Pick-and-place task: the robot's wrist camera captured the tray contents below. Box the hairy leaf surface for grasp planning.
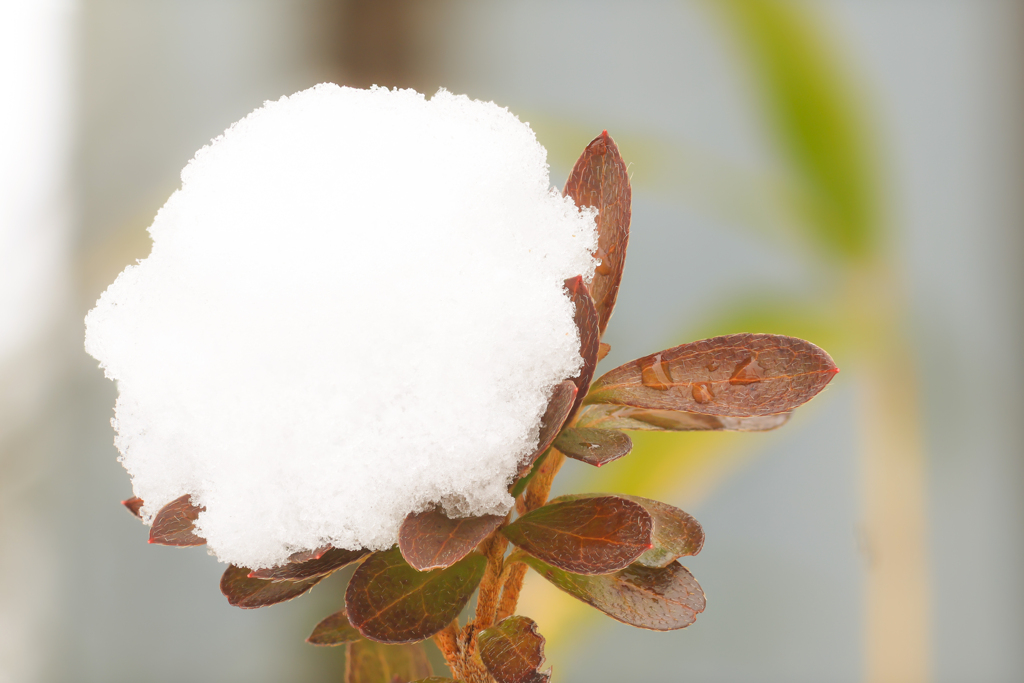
[552,427,632,467]
[564,131,631,336]
[585,333,837,417]
[345,548,486,643]
[479,615,550,683]
[220,564,322,609]
[502,496,651,574]
[399,507,503,571]
[345,639,432,683]
[307,608,363,646]
[517,554,705,630]
[575,404,791,432]
[564,276,600,421]
[149,494,205,546]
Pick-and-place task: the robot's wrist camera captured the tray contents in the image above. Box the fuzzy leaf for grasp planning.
[564,131,631,337]
[585,333,838,417]
[249,546,369,581]
[479,615,550,683]
[121,496,144,519]
[220,564,322,609]
[555,494,704,568]
[517,380,578,478]
[564,276,600,421]
[575,403,791,432]
[345,639,432,683]
[399,507,504,571]
[307,608,363,646]
[597,342,611,361]
[345,548,486,643]
[517,554,705,630]
[552,427,632,467]
[502,496,651,575]
[148,494,205,546]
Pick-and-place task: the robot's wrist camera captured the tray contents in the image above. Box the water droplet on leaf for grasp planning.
[729,356,765,385]
[640,354,673,391]
[691,382,713,404]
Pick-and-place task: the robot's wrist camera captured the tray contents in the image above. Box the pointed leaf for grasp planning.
[345,639,432,683]
[250,546,369,581]
[585,333,838,417]
[598,342,611,361]
[149,494,205,546]
[552,428,632,467]
[479,615,550,683]
[564,131,631,336]
[564,276,600,421]
[502,496,651,575]
[399,507,503,571]
[307,608,363,646]
[555,494,704,568]
[517,554,705,630]
[345,547,486,643]
[575,403,791,432]
[517,380,578,478]
[121,496,144,519]
[220,564,322,609]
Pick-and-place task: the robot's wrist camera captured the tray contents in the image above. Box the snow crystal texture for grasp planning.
[85,85,598,569]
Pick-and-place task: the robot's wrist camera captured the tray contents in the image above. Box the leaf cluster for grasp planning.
[121,131,837,683]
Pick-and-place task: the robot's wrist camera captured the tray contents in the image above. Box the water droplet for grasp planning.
[594,247,612,275]
[691,382,714,404]
[640,354,674,391]
[584,442,600,449]
[729,356,765,385]
[705,360,720,372]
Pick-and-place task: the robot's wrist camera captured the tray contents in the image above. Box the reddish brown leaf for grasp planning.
[149,494,205,546]
[345,547,486,643]
[585,333,838,417]
[564,276,600,422]
[307,608,363,646]
[249,546,369,581]
[575,404,791,432]
[220,564,322,609]
[564,131,631,337]
[517,553,705,630]
[556,494,703,568]
[479,615,550,683]
[552,427,632,467]
[399,507,504,571]
[121,496,144,519]
[501,496,652,575]
[517,380,578,478]
[409,679,463,683]
[597,342,611,362]
[345,639,432,683]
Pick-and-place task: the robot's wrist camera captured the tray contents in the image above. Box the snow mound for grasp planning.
[84,85,597,569]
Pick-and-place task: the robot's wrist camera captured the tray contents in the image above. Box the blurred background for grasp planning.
[1,1,1022,681]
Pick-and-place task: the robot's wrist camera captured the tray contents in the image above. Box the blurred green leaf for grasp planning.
[307,608,362,647]
[345,640,432,683]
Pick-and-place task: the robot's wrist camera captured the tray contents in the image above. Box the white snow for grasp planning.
[85,85,598,569]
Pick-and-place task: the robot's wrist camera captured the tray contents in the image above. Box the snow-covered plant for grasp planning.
[88,85,837,683]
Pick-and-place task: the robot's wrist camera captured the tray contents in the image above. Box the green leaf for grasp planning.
[585,333,838,417]
[121,496,144,519]
[552,427,632,467]
[219,564,322,609]
[564,276,600,421]
[554,494,704,568]
[345,548,486,643]
[248,546,368,582]
[479,615,550,683]
[575,403,791,432]
[516,553,705,630]
[398,507,503,571]
[516,380,578,480]
[307,608,362,647]
[564,131,632,336]
[345,639,432,683]
[148,494,205,546]
[410,679,464,683]
[502,496,652,575]
[713,0,879,259]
